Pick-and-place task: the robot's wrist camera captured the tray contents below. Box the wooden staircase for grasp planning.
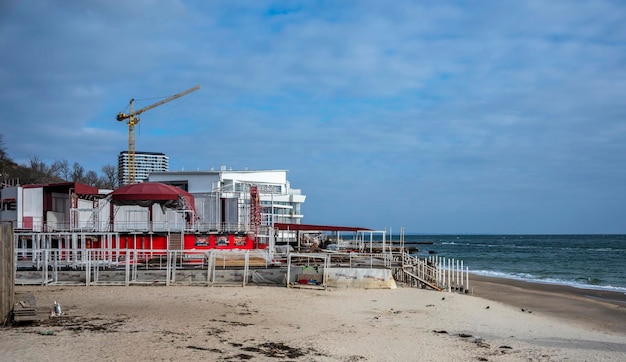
[394,252,443,291]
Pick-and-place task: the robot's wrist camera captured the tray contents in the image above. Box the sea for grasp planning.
[394,234,626,293]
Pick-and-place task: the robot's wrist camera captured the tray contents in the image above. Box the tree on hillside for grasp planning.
[0,133,7,161]
[71,162,85,183]
[58,159,71,181]
[0,135,118,189]
[0,133,10,184]
[100,164,117,189]
[27,155,46,174]
[84,170,99,187]
[26,155,63,183]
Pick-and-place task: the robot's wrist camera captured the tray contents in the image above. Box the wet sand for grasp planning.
[469,274,626,334]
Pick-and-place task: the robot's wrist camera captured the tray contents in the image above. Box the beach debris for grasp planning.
[50,301,63,317]
[229,353,254,360]
[186,345,222,353]
[499,345,513,349]
[448,332,492,348]
[477,357,488,361]
[433,330,448,334]
[473,336,490,348]
[344,356,367,361]
[33,315,126,332]
[241,342,307,359]
[521,308,533,313]
[441,297,446,300]
[485,306,490,309]
[425,304,435,307]
[39,330,55,335]
[12,292,38,322]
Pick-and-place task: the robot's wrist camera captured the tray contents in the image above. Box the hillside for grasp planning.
[0,158,63,186]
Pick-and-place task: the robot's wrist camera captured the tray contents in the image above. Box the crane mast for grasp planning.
[116,85,200,184]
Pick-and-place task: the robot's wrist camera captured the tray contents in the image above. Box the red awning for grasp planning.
[109,182,196,213]
[273,223,371,232]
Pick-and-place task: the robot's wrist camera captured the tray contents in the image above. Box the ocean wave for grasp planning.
[586,248,622,252]
[436,242,547,250]
[470,270,626,293]
[502,244,536,249]
[473,243,513,248]
[440,241,469,245]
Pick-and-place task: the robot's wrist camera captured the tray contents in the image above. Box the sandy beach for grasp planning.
[2,276,626,361]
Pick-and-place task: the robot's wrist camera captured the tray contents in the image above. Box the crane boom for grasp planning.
[116,85,200,184]
[116,85,201,121]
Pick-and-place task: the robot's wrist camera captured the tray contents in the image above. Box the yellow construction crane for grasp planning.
[116,85,201,183]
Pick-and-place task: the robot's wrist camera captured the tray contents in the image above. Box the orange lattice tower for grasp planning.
[249,185,261,245]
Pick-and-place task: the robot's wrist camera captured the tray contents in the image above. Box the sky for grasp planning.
[1,1,625,234]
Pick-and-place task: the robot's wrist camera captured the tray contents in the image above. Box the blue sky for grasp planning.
[1,1,625,234]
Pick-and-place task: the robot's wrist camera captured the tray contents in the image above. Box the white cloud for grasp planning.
[1,0,625,232]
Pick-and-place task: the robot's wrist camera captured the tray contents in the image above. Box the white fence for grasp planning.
[396,253,469,292]
[13,244,468,293]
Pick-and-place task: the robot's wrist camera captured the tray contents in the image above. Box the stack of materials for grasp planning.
[209,250,270,267]
[12,292,37,322]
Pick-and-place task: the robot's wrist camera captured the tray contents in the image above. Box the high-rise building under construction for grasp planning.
[118,151,168,185]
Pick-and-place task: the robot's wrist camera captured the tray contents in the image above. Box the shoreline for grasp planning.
[469,273,626,334]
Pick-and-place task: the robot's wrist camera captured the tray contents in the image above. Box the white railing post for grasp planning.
[43,249,49,285]
[460,260,464,290]
[447,258,451,291]
[455,259,459,290]
[124,250,130,286]
[86,250,91,286]
[166,251,171,286]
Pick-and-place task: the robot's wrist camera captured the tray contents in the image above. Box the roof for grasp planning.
[118,151,167,156]
[273,223,372,232]
[23,182,100,195]
[109,182,196,213]
[150,169,288,175]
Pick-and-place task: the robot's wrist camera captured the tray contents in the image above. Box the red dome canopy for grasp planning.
[109,182,196,213]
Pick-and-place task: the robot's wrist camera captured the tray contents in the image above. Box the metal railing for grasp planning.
[12,243,468,293]
[10,220,257,233]
[14,247,267,287]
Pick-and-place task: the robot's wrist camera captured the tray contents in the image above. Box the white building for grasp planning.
[0,182,106,232]
[118,151,169,185]
[148,168,306,230]
[0,168,306,244]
